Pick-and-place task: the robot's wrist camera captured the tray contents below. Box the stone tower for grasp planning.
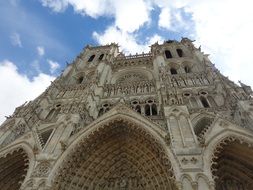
[1,38,253,190]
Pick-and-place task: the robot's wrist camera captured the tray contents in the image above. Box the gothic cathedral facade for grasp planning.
[0,38,253,190]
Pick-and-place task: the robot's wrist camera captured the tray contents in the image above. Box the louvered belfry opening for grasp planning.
[212,139,253,190]
[53,120,177,190]
[0,149,29,190]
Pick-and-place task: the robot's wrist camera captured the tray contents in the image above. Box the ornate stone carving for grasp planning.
[1,123,28,147]
[53,121,177,189]
[32,161,51,178]
[0,40,253,190]
[165,133,171,145]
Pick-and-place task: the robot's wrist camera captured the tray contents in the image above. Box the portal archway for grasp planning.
[211,136,253,190]
[0,148,29,190]
[52,119,177,190]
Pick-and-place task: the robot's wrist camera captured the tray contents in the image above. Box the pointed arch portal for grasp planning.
[0,148,29,190]
[212,137,253,190]
[53,119,177,190]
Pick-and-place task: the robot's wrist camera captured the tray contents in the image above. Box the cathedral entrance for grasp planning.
[53,119,177,190]
[0,148,29,190]
[212,138,253,190]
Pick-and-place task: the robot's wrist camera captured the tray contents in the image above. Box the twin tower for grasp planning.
[1,38,253,190]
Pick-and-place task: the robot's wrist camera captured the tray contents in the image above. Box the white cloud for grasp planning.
[39,0,253,88]
[40,0,150,32]
[0,60,55,124]
[158,7,172,30]
[63,0,111,17]
[37,46,45,56]
[10,32,22,47]
[147,34,164,45]
[93,26,145,54]
[93,26,164,54]
[163,0,253,87]
[40,0,69,12]
[47,59,60,73]
[113,0,150,32]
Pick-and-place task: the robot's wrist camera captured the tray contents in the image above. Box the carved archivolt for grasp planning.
[210,135,253,190]
[110,68,153,84]
[0,148,29,190]
[52,119,177,190]
[194,116,215,145]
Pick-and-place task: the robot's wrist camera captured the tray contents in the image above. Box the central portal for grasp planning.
[53,120,177,190]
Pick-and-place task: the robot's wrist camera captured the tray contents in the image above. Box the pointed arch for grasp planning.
[193,116,215,143]
[50,106,179,189]
[170,67,177,75]
[204,129,253,190]
[212,136,253,189]
[110,68,154,84]
[165,50,173,59]
[0,142,35,190]
[200,96,210,108]
[98,54,104,61]
[176,49,183,57]
[195,174,212,190]
[88,54,95,62]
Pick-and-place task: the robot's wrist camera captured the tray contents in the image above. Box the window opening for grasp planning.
[88,55,95,62]
[184,66,190,73]
[200,96,210,108]
[98,54,104,60]
[40,129,53,148]
[136,105,141,114]
[165,50,172,59]
[78,76,84,84]
[145,104,151,116]
[170,68,177,75]
[176,49,183,57]
[151,104,157,115]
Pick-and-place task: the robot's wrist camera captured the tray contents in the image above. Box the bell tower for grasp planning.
[1,39,253,190]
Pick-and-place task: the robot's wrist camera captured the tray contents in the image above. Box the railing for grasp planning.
[116,52,152,60]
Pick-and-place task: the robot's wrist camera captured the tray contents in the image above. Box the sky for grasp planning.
[0,0,253,124]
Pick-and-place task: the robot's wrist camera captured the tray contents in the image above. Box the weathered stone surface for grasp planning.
[1,39,253,190]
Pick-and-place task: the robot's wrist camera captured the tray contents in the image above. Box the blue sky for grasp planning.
[0,0,112,77]
[0,0,253,123]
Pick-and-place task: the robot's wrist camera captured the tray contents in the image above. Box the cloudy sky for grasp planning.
[0,0,252,124]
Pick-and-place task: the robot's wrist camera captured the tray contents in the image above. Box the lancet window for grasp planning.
[144,100,158,116]
[165,50,172,59]
[98,54,104,61]
[131,100,141,114]
[200,96,210,108]
[45,105,61,121]
[88,54,95,62]
[77,76,84,84]
[130,99,158,116]
[184,66,191,73]
[176,48,183,57]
